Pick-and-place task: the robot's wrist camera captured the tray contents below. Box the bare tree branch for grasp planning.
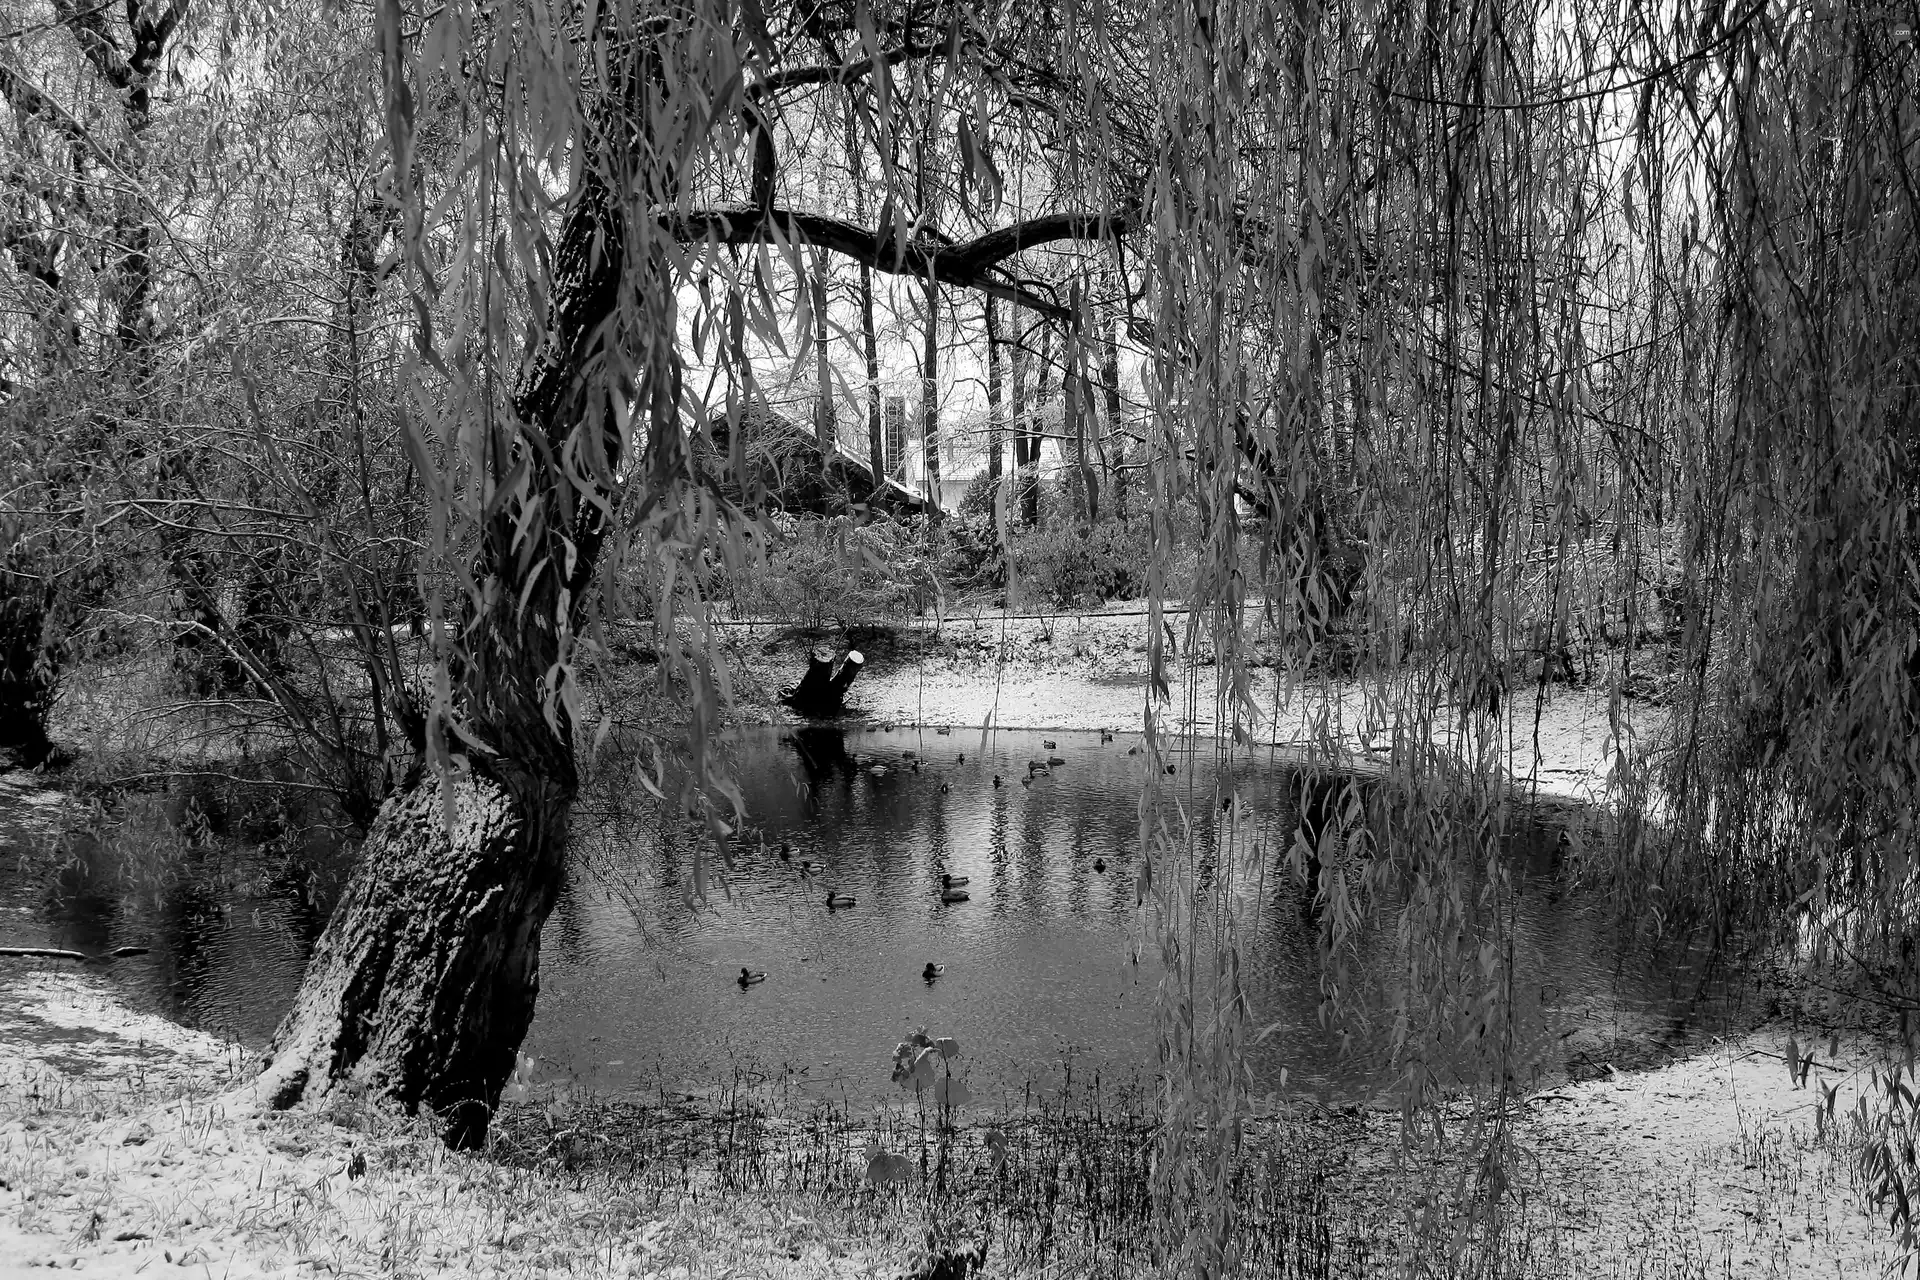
[663,203,1139,318]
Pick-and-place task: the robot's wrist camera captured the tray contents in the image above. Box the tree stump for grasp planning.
[782,649,865,717]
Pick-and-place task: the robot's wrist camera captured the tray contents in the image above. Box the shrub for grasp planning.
[1009,518,1155,608]
[734,513,940,632]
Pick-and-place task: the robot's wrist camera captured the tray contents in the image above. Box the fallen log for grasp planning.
[782,649,865,718]
[0,945,149,962]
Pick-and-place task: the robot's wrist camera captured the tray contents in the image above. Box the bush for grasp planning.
[936,513,1003,596]
[1009,518,1155,609]
[734,513,940,632]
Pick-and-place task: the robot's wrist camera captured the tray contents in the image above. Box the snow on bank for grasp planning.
[740,611,1655,804]
[1509,1031,1903,1276]
[0,962,1904,1276]
[0,968,905,1278]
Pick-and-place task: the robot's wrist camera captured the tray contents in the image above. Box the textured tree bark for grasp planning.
[249,762,568,1146]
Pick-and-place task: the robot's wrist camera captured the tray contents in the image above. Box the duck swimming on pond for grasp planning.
[923,962,945,980]
[1042,739,1057,749]
[940,887,971,904]
[1099,730,1114,743]
[779,842,792,862]
[1048,755,1065,765]
[1094,858,1107,872]
[935,726,952,735]
[942,874,970,888]
[738,968,767,987]
[826,891,856,908]
[798,859,824,874]
[993,774,1003,788]
[957,752,964,764]
[938,781,951,794]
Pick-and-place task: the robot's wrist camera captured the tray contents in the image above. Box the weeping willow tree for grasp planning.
[237,0,1920,1264]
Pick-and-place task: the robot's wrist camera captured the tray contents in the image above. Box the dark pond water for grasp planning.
[0,730,1743,1107]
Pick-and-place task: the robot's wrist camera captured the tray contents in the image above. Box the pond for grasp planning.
[0,728,1743,1108]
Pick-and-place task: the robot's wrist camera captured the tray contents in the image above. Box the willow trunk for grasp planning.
[248,184,624,1147]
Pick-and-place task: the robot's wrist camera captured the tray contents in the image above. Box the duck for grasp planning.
[922,962,945,981]
[956,752,964,764]
[1021,777,1032,788]
[902,750,917,759]
[798,859,825,874]
[779,842,792,862]
[1099,730,1115,743]
[1127,746,1140,756]
[938,781,951,794]
[935,726,952,736]
[1048,755,1065,765]
[738,968,767,987]
[940,887,971,904]
[1042,739,1057,749]
[869,764,888,776]
[993,774,1003,788]
[1165,763,1177,774]
[942,874,970,889]
[825,891,857,908]
[1094,858,1107,872]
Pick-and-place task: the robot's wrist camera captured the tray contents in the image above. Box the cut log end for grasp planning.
[782,649,866,717]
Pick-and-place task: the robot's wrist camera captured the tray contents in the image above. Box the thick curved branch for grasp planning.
[747,39,943,101]
[664,203,1139,318]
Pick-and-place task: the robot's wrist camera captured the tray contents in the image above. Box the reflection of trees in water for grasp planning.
[544,728,1734,1094]
[787,728,854,792]
[34,770,358,1045]
[988,784,1011,903]
[41,831,119,956]
[1014,785,1049,918]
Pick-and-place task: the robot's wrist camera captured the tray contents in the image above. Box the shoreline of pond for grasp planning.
[0,617,1902,1272]
[715,611,1659,812]
[0,955,1899,1276]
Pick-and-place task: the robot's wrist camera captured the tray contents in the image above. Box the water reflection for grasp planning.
[528,726,1736,1104]
[0,729,1739,1106]
[0,784,347,1045]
